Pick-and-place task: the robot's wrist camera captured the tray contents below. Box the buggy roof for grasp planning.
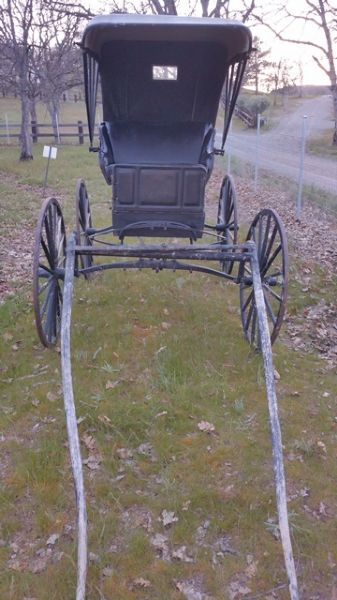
[81,14,252,62]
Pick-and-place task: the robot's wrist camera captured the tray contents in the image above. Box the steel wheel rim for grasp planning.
[240,208,288,348]
[75,178,93,276]
[217,175,238,275]
[33,197,66,348]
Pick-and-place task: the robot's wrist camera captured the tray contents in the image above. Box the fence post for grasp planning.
[254,113,261,192]
[296,115,307,221]
[78,120,84,145]
[31,120,38,143]
[55,113,60,144]
[5,114,10,144]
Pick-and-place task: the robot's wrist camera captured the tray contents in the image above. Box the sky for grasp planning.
[90,0,332,86]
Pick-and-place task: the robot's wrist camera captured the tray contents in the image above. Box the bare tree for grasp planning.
[244,36,271,94]
[0,0,86,159]
[255,0,337,145]
[35,6,83,139]
[0,0,37,160]
[109,0,257,20]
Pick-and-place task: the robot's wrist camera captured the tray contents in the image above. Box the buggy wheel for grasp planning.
[76,179,93,278]
[240,208,288,348]
[33,197,66,348]
[217,175,238,274]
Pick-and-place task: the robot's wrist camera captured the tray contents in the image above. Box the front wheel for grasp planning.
[240,208,288,348]
[33,197,66,348]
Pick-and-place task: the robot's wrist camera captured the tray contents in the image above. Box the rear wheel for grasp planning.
[33,197,66,348]
[217,175,238,274]
[75,179,93,278]
[240,208,288,348]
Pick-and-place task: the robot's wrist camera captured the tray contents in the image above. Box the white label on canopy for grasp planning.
[152,65,178,80]
[43,146,58,159]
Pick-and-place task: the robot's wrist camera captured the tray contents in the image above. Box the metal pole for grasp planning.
[250,244,299,600]
[5,113,10,144]
[43,146,52,197]
[254,113,261,191]
[61,234,87,600]
[296,115,307,221]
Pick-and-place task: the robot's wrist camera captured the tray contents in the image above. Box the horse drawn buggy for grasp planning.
[32,14,299,599]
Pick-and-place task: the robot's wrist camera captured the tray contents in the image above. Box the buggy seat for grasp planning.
[99,120,215,239]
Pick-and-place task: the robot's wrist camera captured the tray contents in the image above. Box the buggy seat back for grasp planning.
[99,120,215,239]
[101,120,214,166]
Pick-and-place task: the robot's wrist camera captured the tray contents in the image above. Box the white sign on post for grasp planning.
[42,146,58,196]
[43,145,58,159]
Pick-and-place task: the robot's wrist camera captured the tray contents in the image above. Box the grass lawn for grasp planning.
[1,142,337,599]
[307,130,337,159]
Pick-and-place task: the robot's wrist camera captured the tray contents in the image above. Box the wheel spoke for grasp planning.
[41,235,53,268]
[245,300,254,331]
[263,292,277,325]
[263,282,282,302]
[263,223,278,266]
[41,278,55,320]
[260,214,271,266]
[39,275,54,295]
[242,289,253,312]
[44,214,55,269]
[262,244,282,276]
[250,308,257,343]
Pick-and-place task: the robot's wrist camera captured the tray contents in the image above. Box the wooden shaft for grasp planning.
[250,247,299,600]
[61,234,87,600]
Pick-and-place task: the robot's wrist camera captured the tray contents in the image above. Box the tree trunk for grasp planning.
[47,98,60,141]
[332,85,337,146]
[31,98,37,123]
[20,92,33,160]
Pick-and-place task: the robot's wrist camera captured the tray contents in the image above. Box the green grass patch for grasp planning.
[1,145,337,597]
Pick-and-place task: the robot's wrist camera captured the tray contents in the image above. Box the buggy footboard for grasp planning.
[112,164,207,238]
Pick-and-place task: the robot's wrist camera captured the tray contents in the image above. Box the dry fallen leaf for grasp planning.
[228,580,251,600]
[105,380,120,390]
[172,545,194,563]
[131,577,151,589]
[197,420,216,434]
[317,440,327,453]
[274,369,281,380]
[161,509,178,527]
[81,433,102,470]
[116,447,133,460]
[98,414,111,425]
[245,555,258,579]
[46,533,59,546]
[30,556,48,574]
[3,332,13,342]
[83,455,102,470]
[150,533,170,560]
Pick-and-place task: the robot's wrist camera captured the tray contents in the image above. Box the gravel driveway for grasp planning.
[218,95,337,195]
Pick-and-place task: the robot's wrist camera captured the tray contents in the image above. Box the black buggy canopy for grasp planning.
[81,14,252,144]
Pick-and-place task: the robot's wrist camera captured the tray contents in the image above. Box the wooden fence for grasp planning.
[234,106,257,128]
[0,120,88,144]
